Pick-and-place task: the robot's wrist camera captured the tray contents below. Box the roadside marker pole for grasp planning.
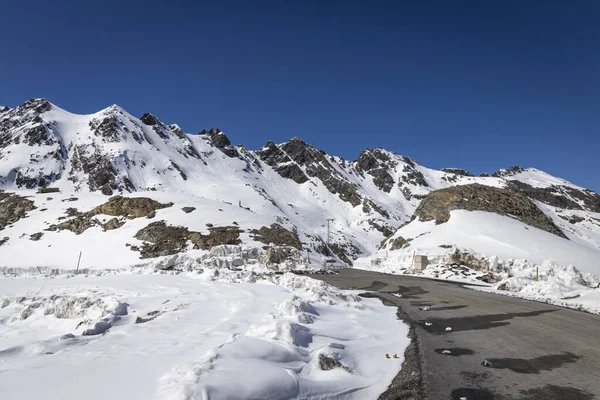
[76,251,82,274]
[536,266,539,281]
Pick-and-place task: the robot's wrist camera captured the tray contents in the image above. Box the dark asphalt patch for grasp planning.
[483,352,582,374]
[359,280,388,291]
[410,301,435,307]
[451,388,497,400]
[520,385,595,400]
[429,305,468,311]
[394,285,429,298]
[435,348,475,356]
[421,309,557,334]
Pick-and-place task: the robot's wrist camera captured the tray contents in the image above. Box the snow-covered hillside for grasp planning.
[0,268,409,400]
[1,98,599,273]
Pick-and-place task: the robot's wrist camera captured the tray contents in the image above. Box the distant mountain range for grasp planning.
[1,98,599,272]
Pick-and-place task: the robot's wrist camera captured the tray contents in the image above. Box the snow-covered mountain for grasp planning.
[1,98,599,273]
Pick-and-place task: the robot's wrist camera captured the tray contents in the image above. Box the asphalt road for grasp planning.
[309,269,600,400]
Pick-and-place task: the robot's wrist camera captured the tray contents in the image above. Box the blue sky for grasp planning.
[1,0,598,191]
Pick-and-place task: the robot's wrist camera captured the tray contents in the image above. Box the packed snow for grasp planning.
[0,270,409,400]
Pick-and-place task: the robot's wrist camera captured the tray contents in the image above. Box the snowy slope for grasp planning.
[0,271,408,400]
[1,98,599,272]
[362,210,600,275]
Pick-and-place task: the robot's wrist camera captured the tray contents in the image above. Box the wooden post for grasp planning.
[76,251,82,274]
[536,266,539,281]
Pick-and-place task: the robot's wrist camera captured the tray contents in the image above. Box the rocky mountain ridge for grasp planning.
[1,98,599,268]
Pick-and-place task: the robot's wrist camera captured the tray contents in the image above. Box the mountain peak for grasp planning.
[19,98,53,114]
[140,112,161,126]
[492,165,525,178]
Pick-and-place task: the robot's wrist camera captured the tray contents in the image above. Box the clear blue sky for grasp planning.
[1,0,598,191]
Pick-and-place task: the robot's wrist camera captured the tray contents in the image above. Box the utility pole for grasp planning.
[326,218,334,245]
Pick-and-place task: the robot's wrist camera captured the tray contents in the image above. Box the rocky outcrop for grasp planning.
[103,218,125,230]
[413,184,567,238]
[47,215,100,235]
[134,221,191,258]
[201,128,239,158]
[29,232,43,241]
[251,224,302,249]
[492,165,524,178]
[275,164,309,184]
[388,236,409,250]
[508,181,600,213]
[134,221,242,258]
[257,138,362,206]
[355,149,396,192]
[89,196,173,218]
[442,168,474,177]
[46,197,172,235]
[189,226,242,250]
[262,246,300,265]
[0,191,36,230]
[318,354,351,372]
[181,207,196,213]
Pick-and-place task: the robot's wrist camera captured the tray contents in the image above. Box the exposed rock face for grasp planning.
[251,224,302,249]
[201,128,239,158]
[134,221,242,258]
[492,165,525,178]
[318,354,350,371]
[181,207,196,213]
[189,226,242,250]
[262,246,300,265]
[29,232,43,241]
[46,197,172,235]
[103,218,125,230]
[0,99,67,189]
[276,164,309,184]
[448,250,492,271]
[355,149,396,193]
[134,221,191,258]
[0,191,36,230]
[388,236,409,250]
[69,144,123,195]
[367,220,394,238]
[47,215,100,235]
[257,138,362,206]
[140,113,160,126]
[89,196,173,218]
[442,168,474,177]
[413,184,567,238]
[508,181,600,213]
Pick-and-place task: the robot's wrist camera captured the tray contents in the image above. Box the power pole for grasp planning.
[326,218,334,245]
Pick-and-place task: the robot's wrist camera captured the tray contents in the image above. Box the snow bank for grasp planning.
[359,210,600,276]
[0,271,409,400]
[471,260,600,314]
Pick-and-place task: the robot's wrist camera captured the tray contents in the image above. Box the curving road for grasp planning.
[309,268,600,400]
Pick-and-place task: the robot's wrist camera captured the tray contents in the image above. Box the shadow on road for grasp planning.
[484,352,582,374]
[519,385,595,400]
[422,309,557,334]
[428,305,469,311]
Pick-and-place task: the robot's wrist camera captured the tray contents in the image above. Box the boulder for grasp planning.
[0,191,36,230]
[412,184,567,238]
[251,224,302,249]
[90,197,172,218]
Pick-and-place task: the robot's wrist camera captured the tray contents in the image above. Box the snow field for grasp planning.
[0,272,409,400]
